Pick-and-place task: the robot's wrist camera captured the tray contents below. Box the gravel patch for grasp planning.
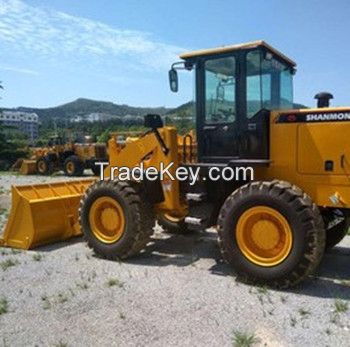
[0,172,349,346]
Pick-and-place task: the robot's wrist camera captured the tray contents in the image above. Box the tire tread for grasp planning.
[79,180,154,260]
[217,180,326,288]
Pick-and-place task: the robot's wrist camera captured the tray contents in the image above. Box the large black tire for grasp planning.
[79,180,154,260]
[323,210,350,249]
[158,213,189,233]
[64,155,84,177]
[36,156,54,175]
[217,180,326,288]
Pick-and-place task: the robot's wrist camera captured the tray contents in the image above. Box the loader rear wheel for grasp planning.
[64,155,84,176]
[217,180,326,288]
[158,213,189,233]
[36,156,54,175]
[79,180,154,260]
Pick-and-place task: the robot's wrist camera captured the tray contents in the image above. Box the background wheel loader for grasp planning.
[2,40,350,289]
[16,135,108,176]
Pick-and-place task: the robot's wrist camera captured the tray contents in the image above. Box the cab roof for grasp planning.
[179,40,296,67]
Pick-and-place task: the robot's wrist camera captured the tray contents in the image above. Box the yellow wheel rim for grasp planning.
[236,206,292,267]
[38,161,47,173]
[66,161,75,174]
[163,213,183,223]
[89,197,125,243]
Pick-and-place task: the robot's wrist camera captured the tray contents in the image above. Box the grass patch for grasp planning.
[0,171,18,176]
[290,316,297,327]
[41,295,51,310]
[76,282,89,290]
[54,341,68,347]
[298,308,311,317]
[256,285,268,295]
[232,331,259,347]
[106,278,124,288]
[32,253,43,262]
[0,258,19,271]
[334,299,348,313]
[10,249,21,255]
[250,285,273,306]
[41,290,76,309]
[57,293,69,304]
[0,297,8,315]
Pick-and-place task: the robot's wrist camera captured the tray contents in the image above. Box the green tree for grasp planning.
[0,81,29,170]
[97,128,111,143]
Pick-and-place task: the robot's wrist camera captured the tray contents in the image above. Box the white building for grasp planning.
[71,115,84,123]
[0,111,39,142]
[71,112,115,123]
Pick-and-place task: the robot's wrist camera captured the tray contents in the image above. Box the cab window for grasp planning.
[246,50,294,118]
[204,56,236,124]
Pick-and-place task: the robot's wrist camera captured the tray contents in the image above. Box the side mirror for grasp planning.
[169,69,178,92]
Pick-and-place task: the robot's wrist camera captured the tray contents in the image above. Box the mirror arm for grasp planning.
[169,61,194,93]
[171,61,194,71]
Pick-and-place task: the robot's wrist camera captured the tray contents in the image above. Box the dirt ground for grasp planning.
[0,172,349,347]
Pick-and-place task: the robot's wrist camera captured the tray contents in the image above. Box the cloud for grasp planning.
[0,63,39,75]
[0,0,185,70]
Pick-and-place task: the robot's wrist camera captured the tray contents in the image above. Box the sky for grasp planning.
[1,0,350,109]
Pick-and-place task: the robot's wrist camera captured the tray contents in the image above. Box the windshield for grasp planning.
[246,50,294,118]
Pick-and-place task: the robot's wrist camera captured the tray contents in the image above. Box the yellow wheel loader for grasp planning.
[17,136,108,176]
[2,40,350,288]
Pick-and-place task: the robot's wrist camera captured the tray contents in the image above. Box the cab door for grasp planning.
[198,55,239,162]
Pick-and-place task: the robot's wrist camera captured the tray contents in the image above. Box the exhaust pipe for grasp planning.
[314,92,333,108]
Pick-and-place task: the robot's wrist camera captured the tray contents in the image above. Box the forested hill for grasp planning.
[0,98,307,120]
[0,98,172,119]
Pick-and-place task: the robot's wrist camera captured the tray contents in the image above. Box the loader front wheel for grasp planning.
[217,180,326,288]
[64,155,84,176]
[36,156,54,175]
[79,180,154,260]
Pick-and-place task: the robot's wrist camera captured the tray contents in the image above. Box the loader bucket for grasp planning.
[19,160,37,175]
[11,158,24,171]
[0,179,95,249]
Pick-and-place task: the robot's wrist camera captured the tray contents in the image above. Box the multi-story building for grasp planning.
[0,111,39,142]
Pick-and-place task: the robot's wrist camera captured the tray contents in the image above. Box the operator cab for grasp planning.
[48,136,64,147]
[170,40,296,164]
